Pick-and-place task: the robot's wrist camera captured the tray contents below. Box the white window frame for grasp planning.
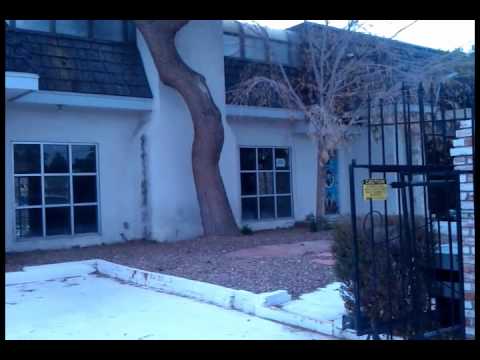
[12,141,101,241]
[239,146,294,221]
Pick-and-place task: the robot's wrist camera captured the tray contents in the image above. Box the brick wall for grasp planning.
[449,113,475,339]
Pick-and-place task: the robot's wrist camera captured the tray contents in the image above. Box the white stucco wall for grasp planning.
[5,103,145,252]
[337,124,415,218]
[136,20,240,241]
[227,117,317,230]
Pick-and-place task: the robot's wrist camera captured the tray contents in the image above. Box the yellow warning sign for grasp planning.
[363,179,388,200]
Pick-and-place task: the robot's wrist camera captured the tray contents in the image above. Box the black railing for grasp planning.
[347,83,472,339]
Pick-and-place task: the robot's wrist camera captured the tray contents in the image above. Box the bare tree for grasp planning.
[230,20,472,220]
[136,20,239,236]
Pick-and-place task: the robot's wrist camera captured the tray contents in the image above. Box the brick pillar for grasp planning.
[449,111,475,339]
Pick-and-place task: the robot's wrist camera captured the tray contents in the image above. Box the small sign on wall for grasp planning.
[363,179,388,201]
[276,158,286,168]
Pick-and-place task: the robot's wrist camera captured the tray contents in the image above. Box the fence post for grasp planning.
[449,108,475,339]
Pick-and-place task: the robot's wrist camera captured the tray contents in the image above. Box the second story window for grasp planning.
[56,20,88,37]
[244,37,266,62]
[222,21,300,67]
[93,20,124,42]
[15,20,50,32]
[270,41,290,65]
[8,20,134,43]
[224,33,241,58]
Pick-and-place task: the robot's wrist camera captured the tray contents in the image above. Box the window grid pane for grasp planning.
[224,34,241,58]
[13,143,98,239]
[46,207,71,236]
[244,37,266,61]
[56,20,88,37]
[44,144,69,173]
[93,20,124,42]
[14,144,41,174]
[74,205,98,234]
[15,176,42,206]
[16,208,43,238]
[270,41,290,65]
[15,20,50,32]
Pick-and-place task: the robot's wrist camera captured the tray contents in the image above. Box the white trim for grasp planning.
[226,104,304,121]
[14,90,153,112]
[5,72,39,91]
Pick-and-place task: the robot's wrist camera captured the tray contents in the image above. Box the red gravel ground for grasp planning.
[5,227,337,298]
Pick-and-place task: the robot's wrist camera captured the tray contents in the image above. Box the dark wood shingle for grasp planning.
[5,28,152,99]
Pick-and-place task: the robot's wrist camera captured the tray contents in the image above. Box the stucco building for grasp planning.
[2,19,461,252]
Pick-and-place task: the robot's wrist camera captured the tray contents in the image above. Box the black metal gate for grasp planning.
[348,84,473,339]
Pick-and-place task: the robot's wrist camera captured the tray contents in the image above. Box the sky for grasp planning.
[239,20,475,52]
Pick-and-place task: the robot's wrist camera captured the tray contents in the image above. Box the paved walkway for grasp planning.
[6,273,333,340]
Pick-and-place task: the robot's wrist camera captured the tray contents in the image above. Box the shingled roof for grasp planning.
[5,27,152,98]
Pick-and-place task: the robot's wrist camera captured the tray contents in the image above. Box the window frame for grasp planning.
[12,141,101,241]
[239,145,294,222]
[7,20,134,44]
[223,21,299,67]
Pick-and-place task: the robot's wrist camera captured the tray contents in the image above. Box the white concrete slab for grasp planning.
[6,260,97,285]
[284,282,346,321]
[5,273,332,340]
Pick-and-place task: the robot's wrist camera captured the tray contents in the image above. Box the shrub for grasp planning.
[306,214,318,232]
[332,215,433,338]
[241,225,253,235]
[306,213,333,232]
[317,216,333,230]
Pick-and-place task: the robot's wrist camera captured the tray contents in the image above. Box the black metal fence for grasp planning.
[348,83,473,339]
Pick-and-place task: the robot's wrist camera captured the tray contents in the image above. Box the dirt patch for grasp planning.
[5,227,337,298]
[226,239,333,258]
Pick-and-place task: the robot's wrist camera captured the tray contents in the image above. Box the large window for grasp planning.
[56,20,89,37]
[269,41,290,65]
[92,20,124,42]
[244,37,266,62]
[240,147,293,221]
[14,20,51,32]
[8,20,133,43]
[223,33,241,58]
[13,143,99,239]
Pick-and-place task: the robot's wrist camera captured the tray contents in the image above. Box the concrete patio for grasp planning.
[6,262,335,340]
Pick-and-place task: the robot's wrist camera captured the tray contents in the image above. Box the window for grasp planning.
[15,20,50,32]
[13,143,99,239]
[224,33,241,58]
[290,43,302,67]
[244,37,266,61]
[270,41,290,65]
[8,20,134,43]
[240,147,293,221]
[92,20,124,42]
[56,20,88,37]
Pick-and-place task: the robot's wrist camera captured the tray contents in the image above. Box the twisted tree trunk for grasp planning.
[136,20,239,236]
[315,142,329,220]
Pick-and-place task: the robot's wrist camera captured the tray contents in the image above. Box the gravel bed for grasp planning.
[5,227,337,298]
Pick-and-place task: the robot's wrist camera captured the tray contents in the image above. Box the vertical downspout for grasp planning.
[140,134,151,240]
